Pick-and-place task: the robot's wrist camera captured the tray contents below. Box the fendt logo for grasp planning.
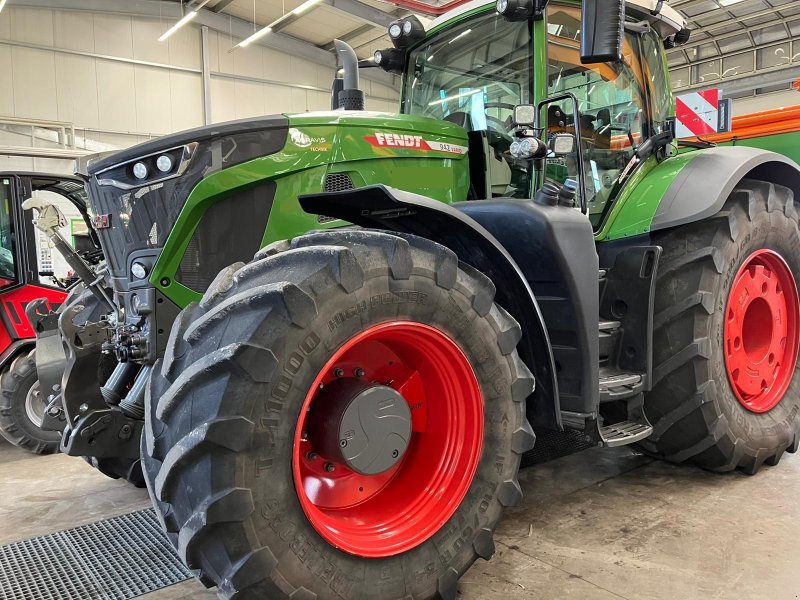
[370,132,424,148]
[364,132,468,155]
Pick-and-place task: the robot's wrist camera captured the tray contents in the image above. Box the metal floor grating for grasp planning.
[0,509,192,600]
[521,427,595,467]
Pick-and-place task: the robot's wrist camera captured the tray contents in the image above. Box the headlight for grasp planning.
[131,261,148,280]
[388,16,425,49]
[156,154,173,173]
[132,162,148,180]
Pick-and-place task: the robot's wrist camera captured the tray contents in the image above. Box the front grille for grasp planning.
[324,172,354,193]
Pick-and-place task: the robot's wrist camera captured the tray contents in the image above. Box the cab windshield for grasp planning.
[403,11,531,134]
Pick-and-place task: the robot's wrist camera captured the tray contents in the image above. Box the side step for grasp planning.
[600,419,652,447]
[599,369,644,401]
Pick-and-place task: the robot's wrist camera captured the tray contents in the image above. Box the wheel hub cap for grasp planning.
[724,249,800,413]
[307,379,412,475]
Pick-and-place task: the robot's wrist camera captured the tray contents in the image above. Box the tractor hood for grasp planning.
[285,110,470,162]
[82,110,471,305]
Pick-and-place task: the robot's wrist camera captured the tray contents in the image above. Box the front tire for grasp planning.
[641,180,800,474]
[142,230,535,599]
[0,349,60,454]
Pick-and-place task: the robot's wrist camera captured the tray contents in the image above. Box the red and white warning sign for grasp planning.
[364,132,467,155]
[676,89,732,138]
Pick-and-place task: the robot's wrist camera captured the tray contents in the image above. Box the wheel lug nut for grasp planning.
[339,439,347,448]
[354,368,365,378]
[324,462,336,472]
[392,449,399,458]
[333,368,344,378]
[301,430,308,441]
[307,451,317,460]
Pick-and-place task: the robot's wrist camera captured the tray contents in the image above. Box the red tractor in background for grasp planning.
[0,172,100,454]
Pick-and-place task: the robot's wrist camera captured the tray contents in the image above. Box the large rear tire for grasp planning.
[142,230,535,599]
[641,180,800,474]
[0,349,60,454]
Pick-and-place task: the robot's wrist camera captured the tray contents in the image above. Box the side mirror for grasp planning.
[580,0,625,64]
[513,104,536,127]
[550,133,576,156]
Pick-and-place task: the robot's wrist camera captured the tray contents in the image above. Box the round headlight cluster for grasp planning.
[495,0,536,21]
[373,48,405,73]
[388,16,425,49]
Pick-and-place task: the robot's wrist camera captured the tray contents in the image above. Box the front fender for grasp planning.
[300,185,562,430]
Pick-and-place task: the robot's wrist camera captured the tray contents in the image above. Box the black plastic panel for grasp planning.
[87,118,288,280]
[176,181,276,293]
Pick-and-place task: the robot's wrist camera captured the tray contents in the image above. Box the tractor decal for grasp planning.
[364,132,467,155]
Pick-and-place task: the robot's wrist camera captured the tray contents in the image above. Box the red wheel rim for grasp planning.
[292,321,484,558]
[724,249,800,413]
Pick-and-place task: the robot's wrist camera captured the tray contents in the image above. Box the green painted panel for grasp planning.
[596,151,701,241]
[150,113,470,307]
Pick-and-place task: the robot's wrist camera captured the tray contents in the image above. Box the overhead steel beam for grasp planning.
[676,64,800,96]
[209,0,237,12]
[325,0,397,28]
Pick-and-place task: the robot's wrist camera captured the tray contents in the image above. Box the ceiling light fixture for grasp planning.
[158,0,211,42]
[234,0,324,49]
[717,0,747,6]
[0,0,7,14]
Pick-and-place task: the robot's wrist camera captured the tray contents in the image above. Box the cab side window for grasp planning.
[545,3,650,221]
[0,179,17,284]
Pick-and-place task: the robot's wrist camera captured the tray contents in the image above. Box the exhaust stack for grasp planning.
[334,39,365,110]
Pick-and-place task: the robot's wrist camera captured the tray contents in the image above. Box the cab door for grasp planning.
[0,175,66,344]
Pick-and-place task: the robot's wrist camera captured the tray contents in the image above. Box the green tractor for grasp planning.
[33,0,800,597]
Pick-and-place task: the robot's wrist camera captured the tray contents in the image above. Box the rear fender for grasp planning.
[300,185,562,430]
[651,146,800,231]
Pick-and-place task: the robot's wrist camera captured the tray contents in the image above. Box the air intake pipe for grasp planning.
[334,39,364,111]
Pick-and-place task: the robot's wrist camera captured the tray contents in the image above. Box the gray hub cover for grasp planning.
[338,385,412,475]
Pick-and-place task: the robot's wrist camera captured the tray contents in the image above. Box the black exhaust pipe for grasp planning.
[334,39,365,110]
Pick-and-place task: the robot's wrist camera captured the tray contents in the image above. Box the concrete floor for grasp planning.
[1,440,798,600]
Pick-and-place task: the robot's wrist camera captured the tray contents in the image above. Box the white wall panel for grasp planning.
[732,91,800,116]
[263,46,292,82]
[263,83,293,114]
[134,65,173,134]
[169,71,204,131]
[0,46,14,116]
[54,10,94,53]
[11,47,58,120]
[132,19,171,65]
[54,54,100,129]
[210,77,237,123]
[10,8,54,47]
[168,26,201,71]
[92,14,133,59]
[95,61,137,131]
[233,46,264,79]
[290,55,319,87]
[234,80,266,119]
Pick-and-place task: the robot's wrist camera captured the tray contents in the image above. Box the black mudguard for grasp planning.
[652,146,800,232]
[300,185,563,430]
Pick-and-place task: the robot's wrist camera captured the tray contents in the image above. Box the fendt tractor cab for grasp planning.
[0,173,103,455]
[28,0,800,598]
